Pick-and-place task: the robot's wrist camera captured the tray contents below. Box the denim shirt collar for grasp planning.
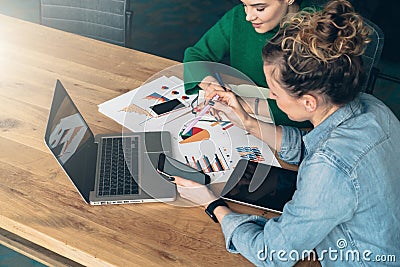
[303,97,362,153]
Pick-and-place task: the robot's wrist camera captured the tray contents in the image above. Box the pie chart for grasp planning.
[179,127,210,144]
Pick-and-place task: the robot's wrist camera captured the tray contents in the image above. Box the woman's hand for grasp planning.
[198,76,228,96]
[174,176,232,223]
[207,90,254,130]
[173,176,218,207]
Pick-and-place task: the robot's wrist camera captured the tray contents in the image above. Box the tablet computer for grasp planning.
[221,159,297,214]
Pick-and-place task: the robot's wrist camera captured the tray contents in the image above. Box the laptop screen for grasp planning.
[44,80,97,203]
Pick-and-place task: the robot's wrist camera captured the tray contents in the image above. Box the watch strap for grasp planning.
[205,198,228,223]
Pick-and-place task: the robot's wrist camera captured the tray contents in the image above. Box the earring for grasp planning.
[288,0,295,5]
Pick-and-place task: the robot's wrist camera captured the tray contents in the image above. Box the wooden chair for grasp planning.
[40,0,133,46]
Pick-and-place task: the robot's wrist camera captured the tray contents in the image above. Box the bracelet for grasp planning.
[254,97,260,115]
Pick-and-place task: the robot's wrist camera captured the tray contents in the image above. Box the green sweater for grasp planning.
[183,3,314,128]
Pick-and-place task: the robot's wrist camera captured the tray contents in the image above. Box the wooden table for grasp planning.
[0,14,319,266]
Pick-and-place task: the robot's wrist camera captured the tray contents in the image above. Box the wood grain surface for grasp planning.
[0,14,319,267]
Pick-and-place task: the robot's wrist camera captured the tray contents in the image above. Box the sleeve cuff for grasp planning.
[221,213,268,253]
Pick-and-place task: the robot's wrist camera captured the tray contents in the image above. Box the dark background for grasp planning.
[0,0,397,63]
[350,0,399,63]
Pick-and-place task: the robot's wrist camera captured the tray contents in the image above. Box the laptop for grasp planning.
[44,80,176,205]
[221,159,297,213]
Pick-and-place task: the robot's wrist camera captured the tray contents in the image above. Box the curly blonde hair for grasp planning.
[262,0,371,105]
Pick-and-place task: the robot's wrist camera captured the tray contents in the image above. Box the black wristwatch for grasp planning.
[205,198,228,223]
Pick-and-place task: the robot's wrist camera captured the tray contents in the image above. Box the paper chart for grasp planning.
[98,76,197,132]
[172,118,279,181]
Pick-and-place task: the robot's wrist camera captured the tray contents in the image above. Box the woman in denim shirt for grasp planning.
[174,0,400,266]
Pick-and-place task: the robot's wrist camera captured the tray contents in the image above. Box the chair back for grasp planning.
[362,18,384,93]
[40,0,132,46]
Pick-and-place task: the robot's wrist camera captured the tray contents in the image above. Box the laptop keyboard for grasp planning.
[98,136,139,196]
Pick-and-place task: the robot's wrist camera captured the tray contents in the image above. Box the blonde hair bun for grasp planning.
[282,0,371,63]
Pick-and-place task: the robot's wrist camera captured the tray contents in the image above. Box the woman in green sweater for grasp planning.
[184,0,315,127]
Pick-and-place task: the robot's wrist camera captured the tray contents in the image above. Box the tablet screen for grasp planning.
[221,159,297,213]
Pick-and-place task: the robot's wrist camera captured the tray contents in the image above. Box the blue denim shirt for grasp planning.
[221,94,400,266]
